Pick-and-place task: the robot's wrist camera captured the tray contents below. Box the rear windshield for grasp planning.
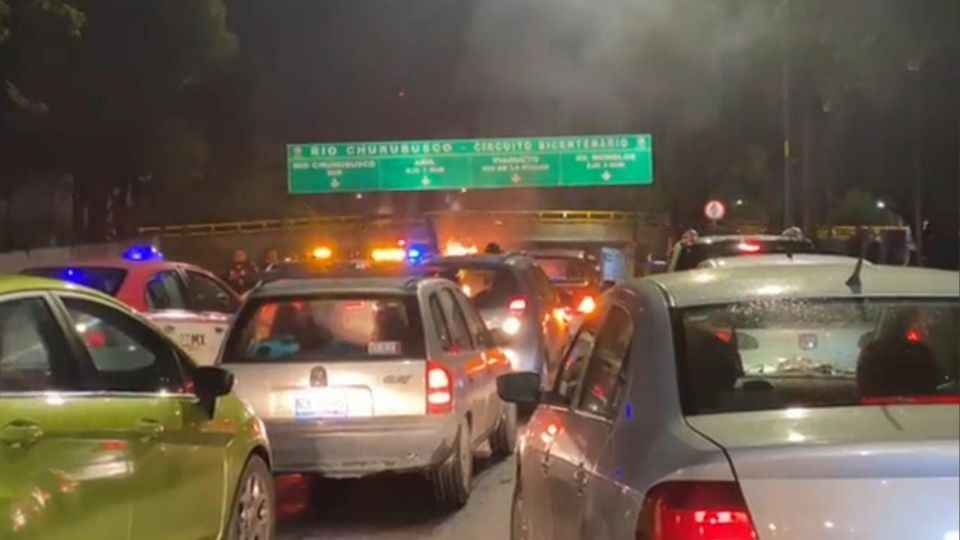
[674,239,815,271]
[223,294,424,363]
[534,257,599,283]
[22,267,127,296]
[678,299,959,415]
[422,264,520,311]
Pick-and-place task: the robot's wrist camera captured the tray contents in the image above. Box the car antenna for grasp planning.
[845,230,871,292]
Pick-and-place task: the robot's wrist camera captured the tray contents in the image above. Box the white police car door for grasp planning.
[143,270,233,366]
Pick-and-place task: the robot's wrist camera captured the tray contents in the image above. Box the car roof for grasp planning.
[688,234,802,245]
[0,274,122,303]
[644,264,959,307]
[249,276,437,298]
[23,258,188,272]
[425,254,532,268]
[700,253,862,268]
[527,249,589,259]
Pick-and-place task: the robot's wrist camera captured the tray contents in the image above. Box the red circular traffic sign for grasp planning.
[704,200,726,221]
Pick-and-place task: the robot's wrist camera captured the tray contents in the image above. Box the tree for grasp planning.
[1,0,237,239]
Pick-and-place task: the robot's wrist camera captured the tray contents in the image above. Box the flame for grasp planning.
[443,240,478,256]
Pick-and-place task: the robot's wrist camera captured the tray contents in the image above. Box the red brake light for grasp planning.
[737,241,762,253]
[714,330,733,343]
[426,361,453,415]
[508,297,527,313]
[637,481,758,540]
[577,295,597,314]
[862,395,960,406]
[905,328,924,343]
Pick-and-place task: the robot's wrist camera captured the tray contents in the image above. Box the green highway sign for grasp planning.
[287,134,653,194]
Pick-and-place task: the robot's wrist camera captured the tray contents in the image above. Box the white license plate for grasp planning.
[294,389,348,419]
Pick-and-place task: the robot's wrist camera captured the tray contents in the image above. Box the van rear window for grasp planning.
[223,294,424,363]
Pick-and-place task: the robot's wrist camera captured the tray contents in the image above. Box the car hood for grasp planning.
[687,406,960,540]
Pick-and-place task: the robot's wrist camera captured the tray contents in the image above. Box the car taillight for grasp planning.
[736,241,762,253]
[508,297,527,314]
[862,395,960,405]
[577,295,597,314]
[637,481,758,540]
[426,361,453,415]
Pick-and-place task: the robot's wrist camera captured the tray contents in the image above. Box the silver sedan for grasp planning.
[499,263,959,540]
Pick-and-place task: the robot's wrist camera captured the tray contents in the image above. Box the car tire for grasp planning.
[489,402,518,458]
[226,454,275,540]
[430,423,472,509]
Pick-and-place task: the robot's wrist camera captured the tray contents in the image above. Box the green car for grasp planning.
[0,276,274,539]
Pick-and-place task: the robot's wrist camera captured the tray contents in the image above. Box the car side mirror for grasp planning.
[497,372,541,404]
[194,366,234,417]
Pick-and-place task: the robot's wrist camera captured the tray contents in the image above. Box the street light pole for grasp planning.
[781,0,793,229]
[906,57,924,264]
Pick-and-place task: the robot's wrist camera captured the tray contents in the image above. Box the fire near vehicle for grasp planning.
[21,245,241,365]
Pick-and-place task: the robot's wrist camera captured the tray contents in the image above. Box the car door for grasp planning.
[180,270,238,365]
[435,288,488,441]
[0,292,146,540]
[455,287,510,436]
[546,304,634,540]
[530,267,566,371]
[520,321,598,540]
[55,294,228,540]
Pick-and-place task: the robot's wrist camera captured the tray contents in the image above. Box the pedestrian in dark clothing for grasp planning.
[227,249,260,293]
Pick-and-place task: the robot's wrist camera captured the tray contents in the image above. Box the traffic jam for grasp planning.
[1,209,957,539]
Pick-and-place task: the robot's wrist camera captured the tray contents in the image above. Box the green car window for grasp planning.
[62,297,187,394]
[0,298,72,392]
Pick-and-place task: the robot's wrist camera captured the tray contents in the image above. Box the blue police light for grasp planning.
[407,247,422,260]
[123,245,163,262]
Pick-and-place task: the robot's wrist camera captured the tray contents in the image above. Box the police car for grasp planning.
[21,245,241,365]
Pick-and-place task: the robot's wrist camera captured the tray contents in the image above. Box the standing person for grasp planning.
[263,248,280,272]
[226,249,260,293]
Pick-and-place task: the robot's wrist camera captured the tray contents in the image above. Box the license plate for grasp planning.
[294,389,348,419]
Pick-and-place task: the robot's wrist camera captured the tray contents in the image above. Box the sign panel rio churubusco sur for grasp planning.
[287,134,653,194]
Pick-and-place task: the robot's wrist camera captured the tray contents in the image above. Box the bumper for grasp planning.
[264,414,459,478]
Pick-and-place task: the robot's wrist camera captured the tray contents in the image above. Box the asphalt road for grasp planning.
[275,448,514,539]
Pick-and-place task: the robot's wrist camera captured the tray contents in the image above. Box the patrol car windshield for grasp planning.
[21,267,127,296]
[534,257,599,284]
[674,239,816,271]
[224,294,424,363]
[677,299,959,415]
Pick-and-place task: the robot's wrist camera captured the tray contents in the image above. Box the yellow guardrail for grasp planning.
[139,210,670,238]
[138,215,365,238]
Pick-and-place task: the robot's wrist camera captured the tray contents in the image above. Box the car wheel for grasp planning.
[226,455,275,540]
[430,422,472,509]
[489,402,518,458]
[510,482,531,540]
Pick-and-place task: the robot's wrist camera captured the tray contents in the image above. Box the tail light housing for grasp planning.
[508,297,527,314]
[426,361,453,414]
[637,481,758,540]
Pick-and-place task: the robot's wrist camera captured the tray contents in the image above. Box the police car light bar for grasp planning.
[123,245,163,262]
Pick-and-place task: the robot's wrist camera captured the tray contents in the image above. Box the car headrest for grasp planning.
[856,338,942,397]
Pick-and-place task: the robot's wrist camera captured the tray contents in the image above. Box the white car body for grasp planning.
[698,253,863,269]
[220,276,516,486]
[511,264,959,540]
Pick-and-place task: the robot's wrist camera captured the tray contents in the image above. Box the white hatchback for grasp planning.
[499,263,959,540]
[220,276,517,508]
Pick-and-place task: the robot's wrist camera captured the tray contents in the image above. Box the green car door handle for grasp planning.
[135,419,165,440]
[0,420,44,447]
